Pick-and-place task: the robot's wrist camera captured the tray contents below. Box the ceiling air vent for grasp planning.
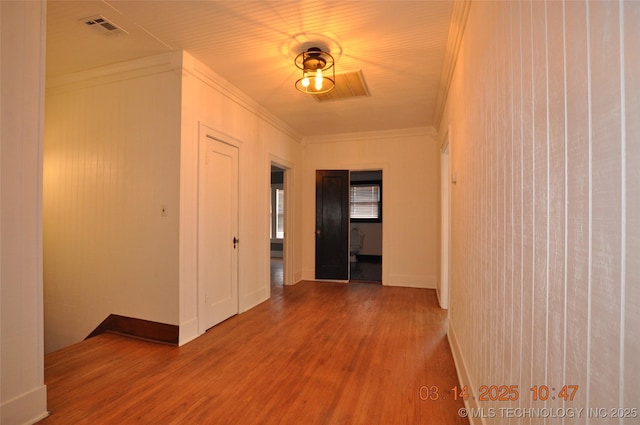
[313,70,371,102]
[81,15,128,37]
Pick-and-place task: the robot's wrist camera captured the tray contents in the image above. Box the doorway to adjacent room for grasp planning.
[349,171,382,283]
[270,165,286,288]
[314,169,383,283]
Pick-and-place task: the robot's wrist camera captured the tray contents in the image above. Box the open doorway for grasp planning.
[270,165,285,289]
[349,171,383,283]
[314,169,383,283]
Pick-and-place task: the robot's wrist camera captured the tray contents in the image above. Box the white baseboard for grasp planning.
[448,320,485,425]
[178,317,200,346]
[1,385,48,425]
[436,287,449,309]
[386,274,437,289]
[240,286,268,313]
[301,269,315,281]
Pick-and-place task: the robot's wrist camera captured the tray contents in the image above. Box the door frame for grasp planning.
[197,125,242,334]
[349,169,384,283]
[269,156,295,288]
[439,130,451,309]
[313,164,388,284]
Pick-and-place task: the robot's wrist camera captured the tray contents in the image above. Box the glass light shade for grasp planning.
[295,70,334,94]
[295,47,335,94]
[315,69,323,90]
[301,73,310,87]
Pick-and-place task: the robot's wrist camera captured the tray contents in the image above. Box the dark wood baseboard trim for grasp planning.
[86,314,179,346]
[356,254,382,264]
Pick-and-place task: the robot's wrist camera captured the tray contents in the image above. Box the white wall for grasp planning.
[441,1,640,422]
[1,1,49,423]
[351,222,382,256]
[178,52,302,344]
[302,128,440,288]
[42,49,303,351]
[44,54,182,353]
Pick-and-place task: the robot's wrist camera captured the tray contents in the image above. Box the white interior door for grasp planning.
[198,135,239,333]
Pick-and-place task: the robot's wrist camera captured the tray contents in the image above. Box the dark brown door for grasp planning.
[315,170,349,280]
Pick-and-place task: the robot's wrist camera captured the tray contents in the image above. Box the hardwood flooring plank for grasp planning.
[40,281,468,424]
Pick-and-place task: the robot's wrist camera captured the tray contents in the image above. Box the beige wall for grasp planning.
[178,52,302,344]
[441,1,640,421]
[301,129,440,288]
[43,50,304,350]
[1,1,49,423]
[44,55,182,353]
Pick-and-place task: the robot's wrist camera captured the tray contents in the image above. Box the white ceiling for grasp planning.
[46,1,454,138]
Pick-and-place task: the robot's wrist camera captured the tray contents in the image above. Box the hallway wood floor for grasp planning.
[40,281,468,424]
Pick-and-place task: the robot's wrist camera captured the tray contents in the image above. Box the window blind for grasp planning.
[350,185,380,219]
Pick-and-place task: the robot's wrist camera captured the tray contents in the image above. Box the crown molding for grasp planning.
[433,0,472,130]
[181,51,302,142]
[302,126,437,146]
[45,52,183,93]
[45,50,303,143]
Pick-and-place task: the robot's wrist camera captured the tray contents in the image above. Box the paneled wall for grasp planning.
[1,1,49,423]
[441,1,639,422]
[178,52,302,344]
[44,55,182,353]
[43,50,302,351]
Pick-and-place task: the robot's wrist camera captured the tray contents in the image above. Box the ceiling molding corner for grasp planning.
[302,126,436,146]
[181,52,303,143]
[432,0,472,131]
[45,51,182,92]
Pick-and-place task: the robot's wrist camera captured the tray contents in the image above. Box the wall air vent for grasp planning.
[313,70,371,102]
[81,15,128,37]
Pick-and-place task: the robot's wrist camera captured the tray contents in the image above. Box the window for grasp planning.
[350,183,381,222]
[271,187,284,238]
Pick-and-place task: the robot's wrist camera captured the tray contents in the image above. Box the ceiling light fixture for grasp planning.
[295,47,335,94]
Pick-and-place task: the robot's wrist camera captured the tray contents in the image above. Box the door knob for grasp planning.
[233,236,239,249]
